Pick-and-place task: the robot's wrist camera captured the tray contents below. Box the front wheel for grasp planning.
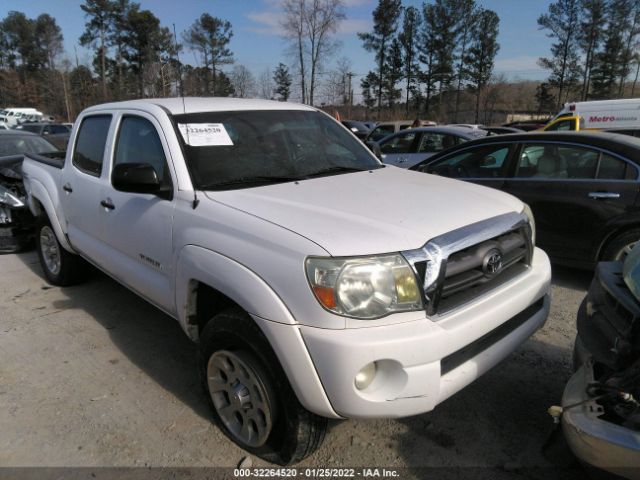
[199,308,327,465]
[36,216,87,286]
[601,229,640,262]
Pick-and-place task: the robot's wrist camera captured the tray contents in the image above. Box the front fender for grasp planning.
[26,177,75,253]
[175,245,297,339]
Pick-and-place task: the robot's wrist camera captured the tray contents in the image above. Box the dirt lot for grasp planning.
[0,251,593,478]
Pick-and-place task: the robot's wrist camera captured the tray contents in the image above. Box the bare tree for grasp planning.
[257,67,273,99]
[282,0,345,106]
[230,64,255,98]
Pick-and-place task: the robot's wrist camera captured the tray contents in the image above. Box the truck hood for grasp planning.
[205,167,523,256]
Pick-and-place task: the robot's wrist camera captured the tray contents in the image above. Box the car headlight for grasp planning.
[0,185,24,208]
[305,254,423,319]
[522,203,536,245]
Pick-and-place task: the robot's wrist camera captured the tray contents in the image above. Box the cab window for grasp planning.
[72,115,112,176]
[113,116,171,188]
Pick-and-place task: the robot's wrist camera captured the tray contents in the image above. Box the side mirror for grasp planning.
[112,163,161,194]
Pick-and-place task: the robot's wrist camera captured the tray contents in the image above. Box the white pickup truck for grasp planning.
[22,98,551,464]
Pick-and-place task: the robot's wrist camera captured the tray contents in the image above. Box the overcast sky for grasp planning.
[5,0,556,89]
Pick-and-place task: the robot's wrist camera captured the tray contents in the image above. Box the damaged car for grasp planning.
[561,244,640,479]
[0,130,58,252]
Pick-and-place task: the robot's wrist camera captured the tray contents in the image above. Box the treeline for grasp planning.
[0,1,296,120]
[359,0,500,122]
[537,0,640,109]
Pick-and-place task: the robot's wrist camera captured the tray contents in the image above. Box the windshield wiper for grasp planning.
[200,175,301,190]
[303,166,370,179]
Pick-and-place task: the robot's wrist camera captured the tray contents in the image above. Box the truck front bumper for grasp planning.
[255,248,550,419]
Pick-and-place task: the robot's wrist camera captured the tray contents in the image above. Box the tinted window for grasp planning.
[19,124,41,134]
[369,125,394,141]
[381,132,417,154]
[73,115,111,176]
[429,145,510,178]
[518,144,639,180]
[598,154,634,180]
[114,116,169,185]
[49,125,69,134]
[418,133,460,153]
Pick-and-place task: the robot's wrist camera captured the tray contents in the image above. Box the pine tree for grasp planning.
[383,38,403,108]
[398,6,421,116]
[273,63,292,101]
[418,3,438,115]
[538,0,583,108]
[79,0,114,99]
[358,0,402,117]
[453,0,478,122]
[578,0,606,100]
[591,0,627,98]
[464,8,499,123]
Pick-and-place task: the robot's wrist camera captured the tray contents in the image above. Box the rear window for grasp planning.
[72,115,111,176]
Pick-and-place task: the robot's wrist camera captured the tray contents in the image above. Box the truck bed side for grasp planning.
[22,151,74,252]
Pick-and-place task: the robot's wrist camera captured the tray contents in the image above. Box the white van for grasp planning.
[544,98,640,135]
[0,108,42,127]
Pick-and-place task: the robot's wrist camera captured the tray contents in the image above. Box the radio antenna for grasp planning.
[173,23,199,209]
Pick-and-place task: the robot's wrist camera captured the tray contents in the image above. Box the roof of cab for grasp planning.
[82,97,317,115]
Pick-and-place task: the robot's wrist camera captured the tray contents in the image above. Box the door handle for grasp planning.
[588,192,620,199]
[100,199,115,210]
[62,184,73,193]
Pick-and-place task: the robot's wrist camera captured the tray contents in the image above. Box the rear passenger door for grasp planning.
[101,112,177,314]
[380,131,419,167]
[61,114,113,266]
[503,142,640,263]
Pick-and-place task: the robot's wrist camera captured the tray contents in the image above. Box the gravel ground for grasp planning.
[0,251,594,479]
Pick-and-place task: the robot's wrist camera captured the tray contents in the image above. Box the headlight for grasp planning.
[0,185,24,208]
[522,203,536,245]
[305,254,423,319]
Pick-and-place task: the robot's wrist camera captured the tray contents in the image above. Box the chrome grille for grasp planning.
[402,212,533,317]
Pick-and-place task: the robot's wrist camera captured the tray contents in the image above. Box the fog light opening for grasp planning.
[354,362,377,390]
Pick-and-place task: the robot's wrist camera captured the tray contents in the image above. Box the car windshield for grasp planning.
[172,110,381,190]
[0,135,57,157]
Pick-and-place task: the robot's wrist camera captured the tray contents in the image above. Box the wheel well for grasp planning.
[597,225,640,261]
[189,282,242,340]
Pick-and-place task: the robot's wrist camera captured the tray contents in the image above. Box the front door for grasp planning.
[101,112,176,314]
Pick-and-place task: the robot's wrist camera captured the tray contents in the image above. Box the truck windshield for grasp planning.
[172,110,381,190]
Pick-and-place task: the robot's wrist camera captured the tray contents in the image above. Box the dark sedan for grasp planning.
[14,122,71,150]
[411,132,640,269]
[341,120,371,140]
[0,130,57,252]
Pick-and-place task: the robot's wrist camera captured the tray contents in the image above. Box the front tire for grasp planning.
[199,308,327,465]
[601,229,640,262]
[36,215,86,286]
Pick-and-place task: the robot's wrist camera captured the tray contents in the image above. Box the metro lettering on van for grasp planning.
[589,116,616,123]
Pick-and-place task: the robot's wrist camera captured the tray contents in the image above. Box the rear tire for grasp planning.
[198,308,327,465]
[36,215,87,286]
[601,229,640,262]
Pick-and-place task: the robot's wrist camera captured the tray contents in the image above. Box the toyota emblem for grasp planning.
[483,249,503,276]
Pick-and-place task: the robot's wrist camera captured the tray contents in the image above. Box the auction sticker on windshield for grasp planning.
[178,123,234,146]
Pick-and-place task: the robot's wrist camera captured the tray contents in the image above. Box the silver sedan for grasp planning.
[376,126,488,169]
